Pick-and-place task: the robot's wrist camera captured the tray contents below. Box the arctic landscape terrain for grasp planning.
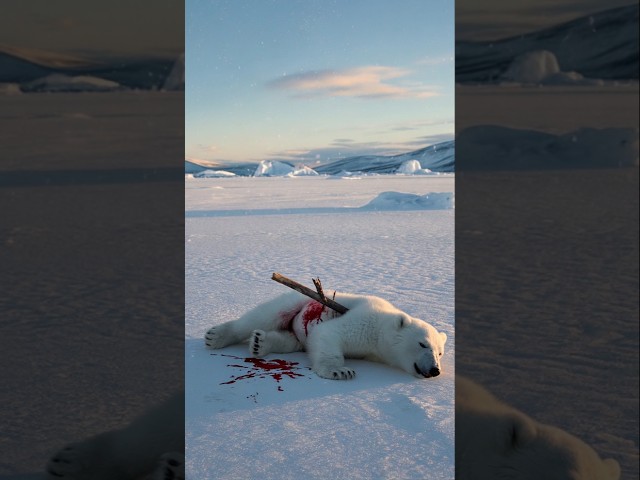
[456,4,638,479]
[1,46,184,478]
[186,175,455,479]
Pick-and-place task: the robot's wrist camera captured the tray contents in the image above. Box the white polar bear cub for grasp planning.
[205,291,447,380]
[456,376,621,480]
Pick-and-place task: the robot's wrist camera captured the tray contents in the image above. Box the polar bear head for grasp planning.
[457,377,621,480]
[459,409,621,480]
[383,314,447,379]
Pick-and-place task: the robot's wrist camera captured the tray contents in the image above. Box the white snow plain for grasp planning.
[186,175,455,479]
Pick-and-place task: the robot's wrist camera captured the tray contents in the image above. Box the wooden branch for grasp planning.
[271,272,349,314]
[312,277,326,302]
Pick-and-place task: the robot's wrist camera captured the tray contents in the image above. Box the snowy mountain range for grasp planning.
[186,140,455,177]
[0,46,183,91]
[456,4,639,83]
[315,141,454,175]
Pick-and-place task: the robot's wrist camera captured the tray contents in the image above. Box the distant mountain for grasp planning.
[186,141,455,177]
[0,46,180,89]
[315,141,455,175]
[456,4,639,83]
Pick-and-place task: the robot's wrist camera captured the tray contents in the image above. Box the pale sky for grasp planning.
[186,0,454,164]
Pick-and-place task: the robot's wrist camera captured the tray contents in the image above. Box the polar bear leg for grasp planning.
[205,293,307,349]
[307,334,355,380]
[249,329,303,357]
[46,393,184,480]
[46,430,132,480]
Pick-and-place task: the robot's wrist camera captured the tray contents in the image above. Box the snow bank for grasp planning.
[457,125,639,169]
[500,50,604,86]
[194,169,236,178]
[361,191,454,210]
[22,74,120,92]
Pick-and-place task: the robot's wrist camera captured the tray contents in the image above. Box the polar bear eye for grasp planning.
[419,342,427,349]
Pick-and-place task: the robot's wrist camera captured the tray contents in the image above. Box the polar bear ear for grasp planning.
[440,332,447,345]
[603,458,621,480]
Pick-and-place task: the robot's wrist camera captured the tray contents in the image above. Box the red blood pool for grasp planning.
[212,353,307,388]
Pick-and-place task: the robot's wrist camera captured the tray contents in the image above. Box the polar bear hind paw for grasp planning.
[204,325,228,349]
[46,446,83,478]
[317,367,356,380]
[249,329,267,357]
[45,439,119,480]
[152,452,185,480]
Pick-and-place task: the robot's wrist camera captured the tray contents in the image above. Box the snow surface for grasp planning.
[186,175,454,479]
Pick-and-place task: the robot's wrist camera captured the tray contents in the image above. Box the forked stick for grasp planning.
[271,273,349,314]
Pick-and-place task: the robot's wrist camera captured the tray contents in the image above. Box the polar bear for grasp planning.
[45,393,184,480]
[456,376,621,480]
[205,291,447,380]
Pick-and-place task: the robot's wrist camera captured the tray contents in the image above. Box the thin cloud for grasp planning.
[268,66,438,99]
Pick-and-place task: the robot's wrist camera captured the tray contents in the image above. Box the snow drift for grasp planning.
[457,125,639,170]
[361,191,454,211]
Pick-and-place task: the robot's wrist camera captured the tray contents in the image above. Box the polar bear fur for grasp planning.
[456,376,621,480]
[46,393,184,480]
[205,291,447,380]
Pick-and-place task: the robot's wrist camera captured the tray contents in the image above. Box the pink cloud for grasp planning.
[268,66,438,99]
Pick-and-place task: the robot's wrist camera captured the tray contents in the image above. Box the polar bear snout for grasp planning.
[414,362,440,378]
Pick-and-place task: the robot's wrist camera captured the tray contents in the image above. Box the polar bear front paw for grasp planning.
[249,329,267,357]
[204,325,228,349]
[152,452,185,480]
[46,436,121,480]
[317,367,356,380]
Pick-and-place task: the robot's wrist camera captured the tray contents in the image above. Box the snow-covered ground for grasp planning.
[186,176,455,479]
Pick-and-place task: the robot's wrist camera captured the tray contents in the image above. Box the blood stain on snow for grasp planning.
[212,353,308,390]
